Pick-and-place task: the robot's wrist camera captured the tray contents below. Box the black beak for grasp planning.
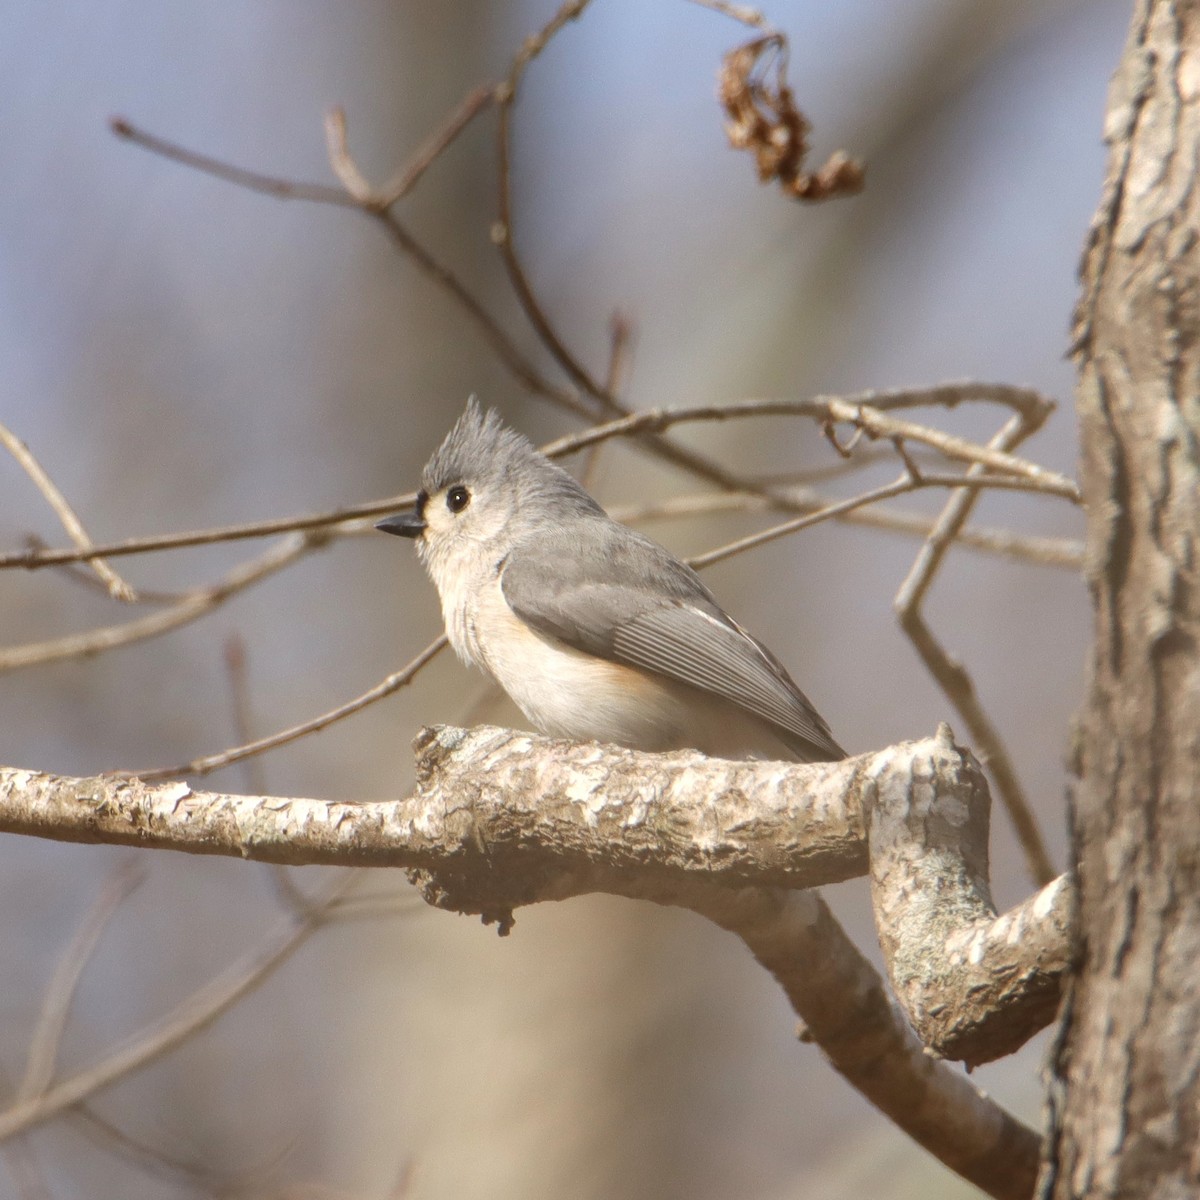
[376,510,427,538]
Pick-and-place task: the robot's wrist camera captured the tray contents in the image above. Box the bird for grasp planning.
[377,400,845,763]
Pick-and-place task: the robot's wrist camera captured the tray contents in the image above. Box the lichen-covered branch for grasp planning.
[863,732,1076,1064]
[0,725,1070,1068]
[1,726,1071,1199]
[0,724,1060,1195]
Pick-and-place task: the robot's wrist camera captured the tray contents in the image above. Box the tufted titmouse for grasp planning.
[377,400,844,763]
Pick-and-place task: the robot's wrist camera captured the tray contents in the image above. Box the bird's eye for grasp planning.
[446,485,471,514]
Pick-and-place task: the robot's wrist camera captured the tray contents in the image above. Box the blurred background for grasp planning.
[1,1,1127,1197]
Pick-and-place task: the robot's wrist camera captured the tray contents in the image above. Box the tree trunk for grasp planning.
[1050,2,1200,1197]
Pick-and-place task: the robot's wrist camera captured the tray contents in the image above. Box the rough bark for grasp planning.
[1049,2,1200,1196]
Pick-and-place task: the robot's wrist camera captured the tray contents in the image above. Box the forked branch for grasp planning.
[0,724,1071,1200]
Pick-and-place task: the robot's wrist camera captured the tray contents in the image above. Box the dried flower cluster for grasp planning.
[719,35,865,201]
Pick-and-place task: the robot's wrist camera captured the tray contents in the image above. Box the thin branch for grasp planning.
[110,117,353,205]
[685,469,1060,570]
[19,535,187,604]
[366,210,595,417]
[316,74,604,419]
[223,634,267,798]
[685,0,770,30]
[70,1104,256,1191]
[0,421,138,602]
[0,506,382,572]
[323,107,375,203]
[380,84,496,206]
[223,635,321,916]
[486,1,842,502]
[323,86,496,209]
[324,892,425,922]
[825,398,1079,501]
[612,489,1084,569]
[0,532,320,674]
[0,385,1067,573]
[494,1,610,411]
[0,876,356,1144]
[111,116,589,418]
[542,396,1076,499]
[894,416,1057,886]
[602,312,635,399]
[111,41,1064,516]
[131,636,447,781]
[18,864,145,1101]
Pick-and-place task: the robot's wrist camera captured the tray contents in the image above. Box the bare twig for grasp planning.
[0,421,138,602]
[70,1104,253,1190]
[18,864,145,1102]
[223,635,323,915]
[132,636,448,781]
[493,1,610,413]
[894,416,1057,886]
[366,211,596,417]
[0,876,356,1144]
[613,489,1084,568]
[0,386,1066,574]
[0,532,320,674]
[686,469,1064,571]
[685,0,770,30]
[19,535,186,604]
[111,80,1069,512]
[223,634,266,797]
[325,892,425,922]
[825,398,1078,500]
[602,312,634,399]
[379,84,495,206]
[110,117,353,205]
[538,391,1076,500]
[0,505,384,571]
[323,107,375,203]
[111,117,589,418]
[573,315,635,488]
[325,86,496,209]
[488,0,819,506]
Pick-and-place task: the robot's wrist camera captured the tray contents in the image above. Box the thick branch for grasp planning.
[1,730,1057,1200]
[684,885,1041,1200]
[0,726,1069,1069]
[864,732,1076,1063]
[0,733,864,888]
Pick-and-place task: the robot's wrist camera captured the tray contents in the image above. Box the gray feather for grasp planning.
[500,518,845,762]
[423,399,604,520]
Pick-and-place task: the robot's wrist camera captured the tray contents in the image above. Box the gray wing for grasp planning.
[500,520,845,761]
